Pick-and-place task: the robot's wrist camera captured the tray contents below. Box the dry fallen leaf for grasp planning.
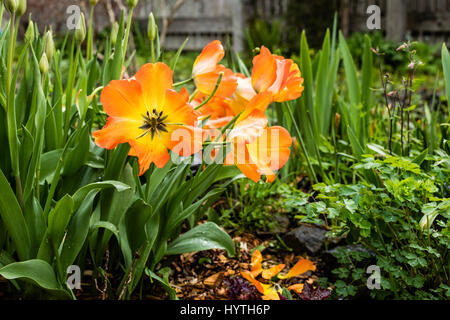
[204,272,224,287]
[218,254,228,263]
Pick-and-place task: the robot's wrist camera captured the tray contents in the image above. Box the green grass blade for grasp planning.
[315,30,330,135]
[339,32,361,106]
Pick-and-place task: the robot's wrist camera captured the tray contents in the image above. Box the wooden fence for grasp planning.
[138,0,450,50]
[136,0,287,51]
[5,0,450,51]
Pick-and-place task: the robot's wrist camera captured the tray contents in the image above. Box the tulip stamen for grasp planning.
[138,109,169,139]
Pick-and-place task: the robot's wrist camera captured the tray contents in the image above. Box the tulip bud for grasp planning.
[39,52,49,75]
[335,113,341,129]
[110,21,119,46]
[43,29,55,61]
[147,12,157,41]
[126,0,138,9]
[16,0,26,16]
[24,21,34,43]
[89,0,98,6]
[75,12,86,44]
[4,0,19,14]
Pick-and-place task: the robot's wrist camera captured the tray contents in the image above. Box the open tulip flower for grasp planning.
[192,92,235,129]
[94,40,300,182]
[93,62,202,175]
[251,46,304,103]
[225,93,293,182]
[241,249,316,300]
[192,40,238,98]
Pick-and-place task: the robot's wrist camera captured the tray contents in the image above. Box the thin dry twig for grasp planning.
[160,0,185,46]
[94,246,110,300]
[118,251,140,300]
[102,247,110,300]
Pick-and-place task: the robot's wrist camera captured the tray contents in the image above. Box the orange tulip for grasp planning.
[194,74,257,131]
[192,92,235,129]
[222,92,293,182]
[229,73,257,115]
[93,62,202,175]
[251,46,304,102]
[192,40,237,98]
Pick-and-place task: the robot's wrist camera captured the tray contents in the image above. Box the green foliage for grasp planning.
[295,155,450,299]
[0,9,235,300]
[347,32,442,75]
[246,18,286,54]
[213,180,309,233]
[216,180,284,232]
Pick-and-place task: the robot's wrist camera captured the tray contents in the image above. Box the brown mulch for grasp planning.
[149,233,319,300]
[0,233,321,300]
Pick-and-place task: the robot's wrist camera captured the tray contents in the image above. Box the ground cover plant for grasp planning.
[0,0,448,301]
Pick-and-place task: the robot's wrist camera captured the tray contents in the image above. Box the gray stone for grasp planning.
[282,224,328,255]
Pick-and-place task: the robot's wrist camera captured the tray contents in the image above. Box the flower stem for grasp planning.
[194,73,223,110]
[6,14,15,102]
[173,77,193,87]
[122,7,134,60]
[63,40,81,143]
[285,101,318,184]
[189,89,198,103]
[86,5,95,61]
[6,13,24,210]
[150,36,155,63]
[0,5,4,28]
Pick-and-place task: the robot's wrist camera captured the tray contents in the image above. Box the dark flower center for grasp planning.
[138,109,169,139]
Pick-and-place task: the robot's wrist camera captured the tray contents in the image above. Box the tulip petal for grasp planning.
[204,116,234,129]
[262,264,285,280]
[129,133,171,174]
[262,291,281,300]
[278,259,316,279]
[192,40,225,76]
[247,126,292,172]
[272,62,304,102]
[194,66,237,98]
[288,283,305,294]
[236,161,261,183]
[135,62,173,111]
[251,46,277,93]
[236,92,272,125]
[100,79,147,120]
[240,271,265,294]
[165,125,203,157]
[229,110,268,145]
[93,117,141,150]
[250,249,263,277]
[163,88,197,126]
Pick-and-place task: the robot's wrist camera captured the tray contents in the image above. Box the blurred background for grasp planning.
[7,0,450,51]
[2,0,449,80]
